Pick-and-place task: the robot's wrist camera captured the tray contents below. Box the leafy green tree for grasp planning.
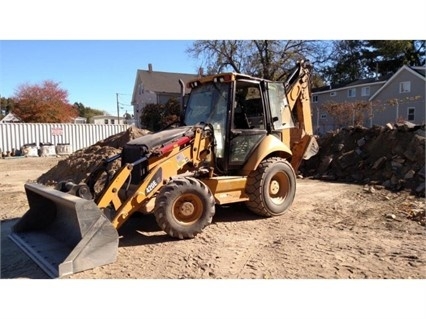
[140,98,181,131]
[0,97,16,119]
[320,40,425,85]
[140,103,162,131]
[363,40,425,75]
[320,41,367,85]
[73,102,104,123]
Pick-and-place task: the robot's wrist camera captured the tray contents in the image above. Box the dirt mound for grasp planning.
[37,126,150,185]
[36,122,425,199]
[301,123,425,197]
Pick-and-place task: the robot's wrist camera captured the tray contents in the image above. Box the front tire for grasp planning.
[245,157,296,217]
[154,177,215,239]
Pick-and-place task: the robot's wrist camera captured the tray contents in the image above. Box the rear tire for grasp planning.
[245,157,296,217]
[154,177,215,239]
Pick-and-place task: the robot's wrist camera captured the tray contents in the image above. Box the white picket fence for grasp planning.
[0,123,130,155]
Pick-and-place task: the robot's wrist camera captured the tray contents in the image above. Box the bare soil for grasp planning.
[1,156,424,280]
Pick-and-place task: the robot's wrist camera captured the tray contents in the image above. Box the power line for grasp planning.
[116,93,131,121]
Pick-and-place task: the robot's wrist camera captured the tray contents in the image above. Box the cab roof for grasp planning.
[186,72,277,88]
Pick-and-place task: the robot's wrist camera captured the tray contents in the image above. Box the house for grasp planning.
[92,115,126,125]
[73,117,87,124]
[131,63,200,128]
[368,65,425,126]
[0,112,22,123]
[312,65,425,134]
[312,75,392,133]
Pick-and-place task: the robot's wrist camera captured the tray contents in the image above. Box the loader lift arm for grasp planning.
[8,124,214,278]
[96,124,214,230]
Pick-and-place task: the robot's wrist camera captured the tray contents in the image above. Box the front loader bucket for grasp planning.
[8,183,119,278]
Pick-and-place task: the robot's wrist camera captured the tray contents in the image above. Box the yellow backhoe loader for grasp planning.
[9,60,318,278]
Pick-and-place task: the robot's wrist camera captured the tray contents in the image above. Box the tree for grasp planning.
[363,40,425,76]
[320,41,367,85]
[0,96,16,119]
[140,98,181,131]
[13,80,78,123]
[319,40,425,85]
[74,102,104,123]
[187,40,331,81]
[322,100,372,129]
[140,103,162,131]
[162,98,181,126]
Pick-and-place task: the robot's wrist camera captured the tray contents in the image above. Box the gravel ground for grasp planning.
[0,156,424,318]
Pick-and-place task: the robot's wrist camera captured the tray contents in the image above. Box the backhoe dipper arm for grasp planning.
[284,60,318,172]
[285,60,314,136]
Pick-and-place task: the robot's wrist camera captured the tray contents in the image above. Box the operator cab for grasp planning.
[183,73,292,174]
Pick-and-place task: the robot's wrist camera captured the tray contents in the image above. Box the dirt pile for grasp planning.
[301,123,425,197]
[37,126,150,185]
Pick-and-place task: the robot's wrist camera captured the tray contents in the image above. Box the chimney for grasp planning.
[148,63,153,72]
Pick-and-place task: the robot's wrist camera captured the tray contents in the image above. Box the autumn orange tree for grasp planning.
[13,80,78,123]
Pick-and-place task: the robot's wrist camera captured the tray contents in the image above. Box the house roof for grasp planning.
[92,115,124,120]
[138,70,197,93]
[131,65,199,104]
[0,112,22,123]
[312,74,392,94]
[369,65,426,101]
[411,66,425,77]
[345,74,393,86]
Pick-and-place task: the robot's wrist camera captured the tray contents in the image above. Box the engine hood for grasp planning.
[126,126,193,151]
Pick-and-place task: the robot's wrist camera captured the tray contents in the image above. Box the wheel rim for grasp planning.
[172,193,203,224]
[268,171,290,205]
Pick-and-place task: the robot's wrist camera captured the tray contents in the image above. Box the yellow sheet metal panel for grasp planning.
[241,135,292,175]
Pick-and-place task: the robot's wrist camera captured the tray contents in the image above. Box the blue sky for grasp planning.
[1,2,423,119]
[1,40,198,115]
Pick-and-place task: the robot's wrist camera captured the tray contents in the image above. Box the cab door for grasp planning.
[227,80,267,169]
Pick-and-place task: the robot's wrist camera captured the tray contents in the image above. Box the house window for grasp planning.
[400,81,411,93]
[407,107,415,121]
[104,119,108,124]
[312,96,318,103]
[347,88,356,98]
[361,87,370,96]
[111,119,115,124]
[320,114,327,119]
[330,92,336,97]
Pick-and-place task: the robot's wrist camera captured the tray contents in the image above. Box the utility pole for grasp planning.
[116,93,120,123]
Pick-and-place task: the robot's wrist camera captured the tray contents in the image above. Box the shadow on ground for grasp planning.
[1,204,263,277]
[117,203,262,247]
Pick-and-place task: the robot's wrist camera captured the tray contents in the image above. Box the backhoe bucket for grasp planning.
[9,183,119,278]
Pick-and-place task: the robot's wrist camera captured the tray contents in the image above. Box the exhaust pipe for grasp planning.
[9,183,119,278]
